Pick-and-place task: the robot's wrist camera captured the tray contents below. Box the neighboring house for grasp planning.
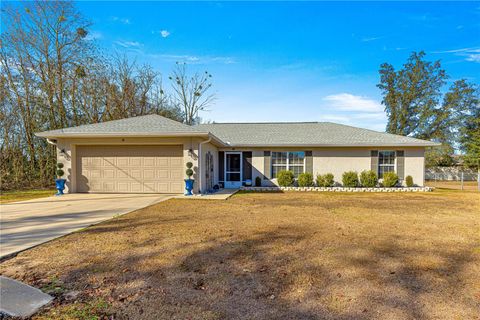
[36,114,439,193]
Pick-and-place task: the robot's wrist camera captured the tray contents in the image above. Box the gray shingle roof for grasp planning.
[36,114,204,137]
[36,115,439,147]
[195,122,439,147]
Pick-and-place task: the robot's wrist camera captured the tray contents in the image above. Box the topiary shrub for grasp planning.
[277,170,295,187]
[297,172,314,187]
[342,171,359,187]
[405,175,414,187]
[316,173,335,187]
[56,162,65,179]
[185,162,194,179]
[360,170,378,187]
[255,176,262,187]
[382,171,398,187]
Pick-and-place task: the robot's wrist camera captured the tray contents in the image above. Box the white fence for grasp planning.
[426,167,478,181]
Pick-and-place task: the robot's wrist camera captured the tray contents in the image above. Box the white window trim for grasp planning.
[378,150,396,178]
[271,151,306,178]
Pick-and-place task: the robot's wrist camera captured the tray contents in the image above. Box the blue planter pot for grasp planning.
[55,178,66,196]
[184,179,195,196]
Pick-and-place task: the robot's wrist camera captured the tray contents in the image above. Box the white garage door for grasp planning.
[76,145,184,193]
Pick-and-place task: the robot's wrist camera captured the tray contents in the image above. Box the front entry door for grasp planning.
[225,152,242,188]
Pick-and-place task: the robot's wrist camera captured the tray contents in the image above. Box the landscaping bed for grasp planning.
[242,186,434,192]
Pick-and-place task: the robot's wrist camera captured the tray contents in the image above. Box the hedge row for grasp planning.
[275,170,414,188]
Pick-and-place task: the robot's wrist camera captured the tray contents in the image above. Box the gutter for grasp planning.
[198,137,212,194]
[35,132,227,147]
[224,142,441,148]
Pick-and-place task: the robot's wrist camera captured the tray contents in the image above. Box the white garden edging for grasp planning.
[241,186,434,192]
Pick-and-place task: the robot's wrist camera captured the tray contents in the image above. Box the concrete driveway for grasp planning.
[0,193,174,259]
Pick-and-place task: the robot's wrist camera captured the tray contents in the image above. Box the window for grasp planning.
[378,151,395,178]
[271,151,305,178]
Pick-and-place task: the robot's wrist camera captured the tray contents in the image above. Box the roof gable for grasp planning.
[36,114,203,137]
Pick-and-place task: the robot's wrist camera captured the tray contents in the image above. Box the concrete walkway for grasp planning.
[0,276,53,318]
[174,188,239,200]
[0,193,174,259]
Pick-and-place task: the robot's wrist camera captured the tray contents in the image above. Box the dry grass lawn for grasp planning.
[0,189,55,204]
[426,180,479,191]
[1,190,479,319]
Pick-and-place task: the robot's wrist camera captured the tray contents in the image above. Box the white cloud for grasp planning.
[160,30,170,38]
[465,54,480,62]
[433,47,480,63]
[111,16,131,25]
[148,53,235,65]
[323,93,383,113]
[361,36,383,42]
[114,40,142,48]
[151,30,171,38]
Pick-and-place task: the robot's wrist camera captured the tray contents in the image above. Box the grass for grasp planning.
[0,189,479,319]
[0,189,55,204]
[426,179,479,191]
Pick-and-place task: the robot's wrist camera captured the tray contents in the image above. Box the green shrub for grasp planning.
[255,176,262,187]
[405,175,414,187]
[56,162,64,178]
[342,171,359,187]
[277,170,295,187]
[360,170,378,187]
[185,162,194,179]
[297,172,314,187]
[382,172,398,187]
[316,173,335,187]
[56,169,65,178]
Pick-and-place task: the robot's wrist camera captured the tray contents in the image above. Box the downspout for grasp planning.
[198,137,212,194]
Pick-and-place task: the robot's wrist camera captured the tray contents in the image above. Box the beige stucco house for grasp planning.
[36,114,439,194]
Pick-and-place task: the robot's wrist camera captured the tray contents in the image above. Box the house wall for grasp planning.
[55,140,427,194]
[312,148,371,181]
[404,148,425,186]
[219,146,427,187]
[55,136,205,194]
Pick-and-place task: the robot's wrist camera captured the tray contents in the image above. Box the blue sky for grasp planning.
[77,1,480,131]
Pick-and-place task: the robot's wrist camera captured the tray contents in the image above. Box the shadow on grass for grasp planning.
[51,224,478,320]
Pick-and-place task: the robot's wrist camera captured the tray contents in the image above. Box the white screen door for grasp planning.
[225,152,242,188]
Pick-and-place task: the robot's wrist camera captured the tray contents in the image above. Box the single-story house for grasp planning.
[36,114,439,193]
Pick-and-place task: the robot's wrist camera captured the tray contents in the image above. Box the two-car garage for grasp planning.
[75,145,184,193]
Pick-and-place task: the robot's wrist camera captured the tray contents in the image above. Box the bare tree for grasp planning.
[0,1,214,190]
[169,62,215,125]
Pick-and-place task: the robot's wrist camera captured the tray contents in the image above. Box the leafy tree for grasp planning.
[378,51,447,138]
[378,52,479,167]
[440,80,480,146]
[424,145,455,168]
[460,106,480,169]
